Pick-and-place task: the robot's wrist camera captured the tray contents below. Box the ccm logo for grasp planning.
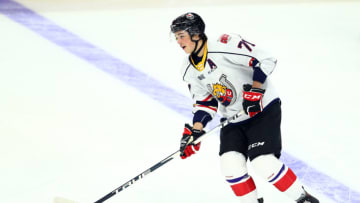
[244,93,262,101]
[248,142,265,150]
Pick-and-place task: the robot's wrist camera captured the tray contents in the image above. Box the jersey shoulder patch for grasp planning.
[218,34,232,44]
[215,33,243,48]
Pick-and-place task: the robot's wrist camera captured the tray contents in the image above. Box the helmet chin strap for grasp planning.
[192,39,205,56]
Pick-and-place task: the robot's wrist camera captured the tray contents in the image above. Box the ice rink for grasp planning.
[1,0,360,202]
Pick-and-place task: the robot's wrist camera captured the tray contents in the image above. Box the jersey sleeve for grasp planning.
[181,61,218,127]
[217,34,277,77]
[188,82,218,127]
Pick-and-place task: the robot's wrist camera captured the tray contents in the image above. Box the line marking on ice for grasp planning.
[1,1,358,202]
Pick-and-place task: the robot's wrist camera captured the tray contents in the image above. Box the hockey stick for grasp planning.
[54,110,245,203]
[93,110,245,203]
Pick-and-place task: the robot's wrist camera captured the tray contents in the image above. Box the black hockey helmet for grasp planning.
[170,12,207,41]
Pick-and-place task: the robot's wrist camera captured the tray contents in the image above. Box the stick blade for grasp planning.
[53,197,79,203]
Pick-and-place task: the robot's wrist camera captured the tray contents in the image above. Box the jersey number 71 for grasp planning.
[238,39,255,52]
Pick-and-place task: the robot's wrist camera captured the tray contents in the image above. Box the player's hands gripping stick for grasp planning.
[180,124,205,159]
[242,84,265,118]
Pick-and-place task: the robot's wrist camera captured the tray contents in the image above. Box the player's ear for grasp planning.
[191,34,200,41]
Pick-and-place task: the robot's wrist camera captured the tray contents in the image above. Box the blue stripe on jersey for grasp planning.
[226,174,250,183]
[196,97,218,108]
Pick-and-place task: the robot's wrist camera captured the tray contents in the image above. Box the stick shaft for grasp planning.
[94,110,244,203]
[94,150,179,203]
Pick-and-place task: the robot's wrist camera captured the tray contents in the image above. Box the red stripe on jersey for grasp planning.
[230,177,256,196]
[202,94,213,102]
[197,104,217,112]
[249,57,255,67]
[273,168,297,192]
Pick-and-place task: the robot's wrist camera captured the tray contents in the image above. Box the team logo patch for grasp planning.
[208,75,237,106]
[212,83,234,106]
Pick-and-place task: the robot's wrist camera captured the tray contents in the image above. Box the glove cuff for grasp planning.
[250,87,265,94]
[243,84,265,94]
[192,128,202,134]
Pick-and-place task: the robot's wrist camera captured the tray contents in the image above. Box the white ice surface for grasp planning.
[1,1,360,203]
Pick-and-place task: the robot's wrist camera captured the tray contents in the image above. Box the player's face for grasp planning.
[175,31,196,54]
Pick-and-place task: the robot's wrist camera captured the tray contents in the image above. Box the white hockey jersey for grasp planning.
[181,33,279,123]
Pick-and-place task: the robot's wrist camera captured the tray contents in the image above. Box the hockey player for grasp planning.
[171,12,319,203]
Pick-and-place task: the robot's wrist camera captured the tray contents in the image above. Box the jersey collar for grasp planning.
[190,42,208,72]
